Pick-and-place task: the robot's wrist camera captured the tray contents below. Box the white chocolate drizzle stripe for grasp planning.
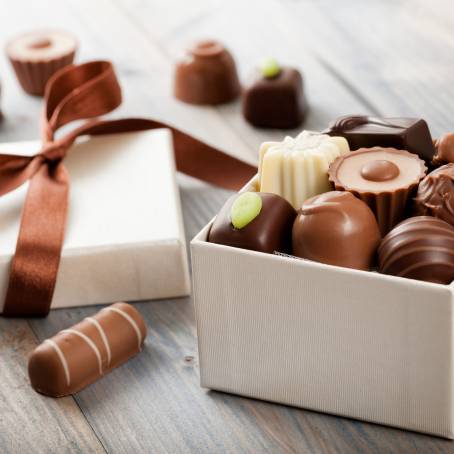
[45,339,70,387]
[86,317,112,366]
[62,329,103,376]
[105,307,142,350]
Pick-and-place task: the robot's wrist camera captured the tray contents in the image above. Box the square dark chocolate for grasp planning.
[242,68,307,129]
[208,192,296,254]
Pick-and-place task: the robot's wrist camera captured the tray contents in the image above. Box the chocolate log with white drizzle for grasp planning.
[28,302,147,397]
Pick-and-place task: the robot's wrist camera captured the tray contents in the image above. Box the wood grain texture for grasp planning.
[0,318,106,453]
[1,0,454,452]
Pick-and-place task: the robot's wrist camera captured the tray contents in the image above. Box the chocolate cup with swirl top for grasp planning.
[414,164,454,227]
[378,216,454,284]
[328,147,427,236]
[292,191,381,270]
[174,40,241,105]
[324,115,435,163]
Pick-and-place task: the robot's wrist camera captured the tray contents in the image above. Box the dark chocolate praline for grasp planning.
[208,192,296,254]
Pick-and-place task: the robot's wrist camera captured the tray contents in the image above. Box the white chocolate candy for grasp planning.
[258,131,350,209]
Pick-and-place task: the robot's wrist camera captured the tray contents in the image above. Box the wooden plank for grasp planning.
[0,318,105,453]
[280,0,454,136]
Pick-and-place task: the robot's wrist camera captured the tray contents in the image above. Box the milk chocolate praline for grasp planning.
[208,192,296,254]
[433,133,454,165]
[414,164,454,226]
[378,216,454,284]
[174,40,241,105]
[6,30,77,96]
[329,147,427,235]
[292,191,381,271]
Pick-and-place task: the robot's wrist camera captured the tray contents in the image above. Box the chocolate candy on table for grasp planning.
[324,115,435,163]
[6,30,77,96]
[242,58,307,129]
[378,216,454,285]
[328,147,427,236]
[414,164,454,226]
[174,40,241,105]
[259,131,350,209]
[433,133,454,165]
[208,191,296,254]
[28,302,147,397]
[292,191,381,271]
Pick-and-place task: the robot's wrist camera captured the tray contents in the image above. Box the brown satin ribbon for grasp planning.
[0,60,256,317]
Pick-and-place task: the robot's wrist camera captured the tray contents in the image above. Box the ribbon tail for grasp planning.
[2,162,69,317]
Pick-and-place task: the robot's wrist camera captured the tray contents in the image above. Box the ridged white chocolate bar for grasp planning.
[258,131,350,209]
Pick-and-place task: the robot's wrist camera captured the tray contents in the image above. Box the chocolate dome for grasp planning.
[414,164,454,227]
[378,216,454,284]
[292,191,381,270]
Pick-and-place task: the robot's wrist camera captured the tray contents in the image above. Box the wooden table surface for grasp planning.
[1,0,453,452]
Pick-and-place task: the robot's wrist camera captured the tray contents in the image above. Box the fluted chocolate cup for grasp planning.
[328,147,427,236]
[174,40,241,105]
[6,30,77,96]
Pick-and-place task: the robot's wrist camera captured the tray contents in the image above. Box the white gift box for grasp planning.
[191,176,454,439]
[0,129,190,311]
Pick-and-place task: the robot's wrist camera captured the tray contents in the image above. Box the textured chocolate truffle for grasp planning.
[242,63,307,129]
[378,216,454,284]
[329,147,427,235]
[292,191,381,271]
[208,192,296,254]
[174,40,240,105]
[414,164,454,226]
[6,30,77,96]
[433,133,454,165]
[324,115,435,163]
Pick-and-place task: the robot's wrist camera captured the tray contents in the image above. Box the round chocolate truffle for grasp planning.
[292,191,381,271]
[6,30,77,96]
[413,164,454,227]
[328,147,427,236]
[378,216,454,284]
[174,40,241,105]
[433,133,454,165]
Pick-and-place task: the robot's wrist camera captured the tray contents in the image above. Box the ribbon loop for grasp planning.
[0,60,256,317]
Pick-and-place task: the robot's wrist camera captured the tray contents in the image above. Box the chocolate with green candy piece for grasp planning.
[208,192,296,253]
[242,62,307,129]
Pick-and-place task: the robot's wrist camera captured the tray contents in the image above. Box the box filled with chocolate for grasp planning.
[0,129,190,311]
[191,124,454,438]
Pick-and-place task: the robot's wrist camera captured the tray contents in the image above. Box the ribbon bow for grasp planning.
[0,60,256,317]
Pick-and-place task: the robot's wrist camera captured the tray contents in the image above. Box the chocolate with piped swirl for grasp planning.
[414,164,454,226]
[378,216,454,284]
[324,115,435,162]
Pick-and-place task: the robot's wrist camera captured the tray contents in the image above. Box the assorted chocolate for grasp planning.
[242,59,307,129]
[6,30,77,96]
[208,192,296,254]
[174,40,241,105]
[209,117,454,285]
[292,191,381,271]
[324,116,435,163]
[28,302,147,397]
[378,217,454,285]
[328,147,427,235]
[259,131,349,209]
[413,164,454,226]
